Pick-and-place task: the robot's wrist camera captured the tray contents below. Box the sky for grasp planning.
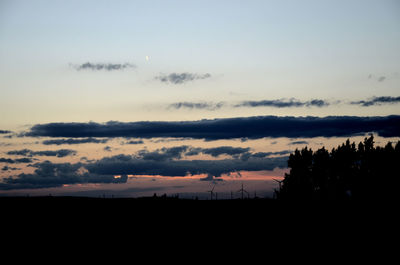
[0,0,399,198]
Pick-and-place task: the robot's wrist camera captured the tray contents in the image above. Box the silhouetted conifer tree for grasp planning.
[277,136,400,201]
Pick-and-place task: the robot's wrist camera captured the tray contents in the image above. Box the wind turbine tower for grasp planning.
[237,183,249,200]
[207,184,216,200]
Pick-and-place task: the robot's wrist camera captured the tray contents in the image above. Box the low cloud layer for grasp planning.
[155,72,211,84]
[7,149,77,158]
[72,62,136,71]
[24,115,400,140]
[0,153,287,190]
[351,96,400,107]
[0,161,128,190]
[0,130,12,134]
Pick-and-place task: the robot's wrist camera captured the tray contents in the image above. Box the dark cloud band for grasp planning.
[24,115,400,140]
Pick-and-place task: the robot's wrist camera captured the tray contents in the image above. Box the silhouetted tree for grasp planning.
[277,136,400,201]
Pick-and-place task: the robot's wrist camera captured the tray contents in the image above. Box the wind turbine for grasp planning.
[273,179,283,191]
[207,184,216,200]
[273,178,284,199]
[237,183,249,200]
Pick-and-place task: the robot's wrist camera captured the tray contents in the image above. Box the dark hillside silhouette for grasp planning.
[276,136,400,201]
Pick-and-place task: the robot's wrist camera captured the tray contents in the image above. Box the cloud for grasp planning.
[0,151,288,189]
[198,146,251,157]
[0,157,33,163]
[368,74,390,82]
[1,166,19,171]
[80,157,96,163]
[250,150,292,158]
[124,140,144,145]
[136,146,190,161]
[0,161,128,190]
[0,130,12,134]
[72,62,136,71]
[134,145,290,162]
[88,155,288,180]
[288,141,309,145]
[24,115,400,140]
[168,102,224,110]
[103,146,112,152]
[235,98,330,108]
[155,72,211,84]
[7,149,77,158]
[351,96,400,107]
[42,137,108,145]
[168,96,398,111]
[136,146,251,159]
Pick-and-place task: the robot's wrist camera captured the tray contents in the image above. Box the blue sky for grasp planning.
[1,0,400,126]
[0,0,399,197]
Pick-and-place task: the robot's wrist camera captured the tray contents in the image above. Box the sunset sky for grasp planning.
[1,0,399,198]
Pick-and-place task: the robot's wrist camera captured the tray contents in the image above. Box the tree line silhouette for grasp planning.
[276,136,400,201]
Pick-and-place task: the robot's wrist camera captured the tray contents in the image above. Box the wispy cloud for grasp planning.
[155,72,211,84]
[167,96,400,111]
[7,149,77,158]
[288,140,309,145]
[351,96,400,107]
[124,140,144,145]
[72,62,136,71]
[1,166,19,171]
[103,146,112,152]
[134,145,290,162]
[368,74,387,82]
[42,138,108,145]
[235,98,330,108]
[168,102,224,110]
[0,157,32,164]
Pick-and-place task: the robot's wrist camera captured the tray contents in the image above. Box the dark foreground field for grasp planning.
[0,196,286,224]
[0,195,386,216]
[1,195,394,240]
